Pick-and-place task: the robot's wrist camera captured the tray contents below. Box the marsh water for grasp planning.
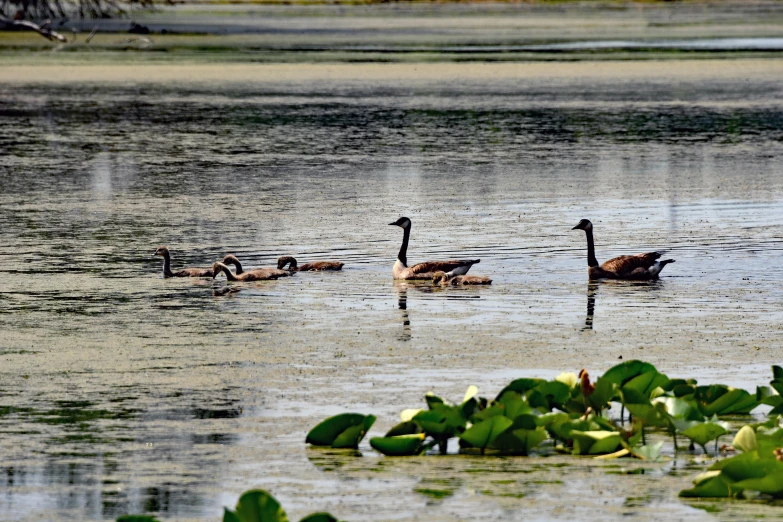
[1,57,783,521]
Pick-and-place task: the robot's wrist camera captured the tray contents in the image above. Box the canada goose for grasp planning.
[432,271,492,286]
[388,217,480,280]
[154,246,214,278]
[277,256,344,272]
[211,262,290,282]
[572,219,675,280]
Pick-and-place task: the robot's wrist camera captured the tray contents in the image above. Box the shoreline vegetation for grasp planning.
[2,0,783,61]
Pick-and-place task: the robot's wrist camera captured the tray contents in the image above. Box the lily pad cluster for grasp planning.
[118,489,338,522]
[306,361,783,500]
[681,417,783,499]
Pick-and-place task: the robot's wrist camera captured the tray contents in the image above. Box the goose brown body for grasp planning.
[572,219,675,280]
[389,217,479,280]
[154,246,214,278]
[277,256,344,272]
[433,271,492,286]
[212,262,290,282]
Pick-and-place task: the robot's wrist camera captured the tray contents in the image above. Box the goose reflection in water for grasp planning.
[395,283,412,342]
[583,280,666,331]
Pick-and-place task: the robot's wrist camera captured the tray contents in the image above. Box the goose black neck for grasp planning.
[398,226,410,266]
[585,228,599,267]
[162,253,173,277]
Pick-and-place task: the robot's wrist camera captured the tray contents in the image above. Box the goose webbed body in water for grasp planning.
[154,246,214,278]
[211,262,290,282]
[571,219,675,280]
[388,217,480,280]
[277,256,344,272]
[432,271,492,286]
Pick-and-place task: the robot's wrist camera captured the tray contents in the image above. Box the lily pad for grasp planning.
[459,416,513,451]
[570,430,623,455]
[306,413,376,449]
[299,514,338,522]
[225,490,288,522]
[370,434,426,456]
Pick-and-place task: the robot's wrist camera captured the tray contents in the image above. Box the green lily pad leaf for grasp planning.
[491,426,548,455]
[693,385,758,416]
[679,471,737,498]
[602,360,662,387]
[385,420,421,438]
[773,365,783,380]
[571,430,623,455]
[306,413,375,448]
[623,371,670,398]
[733,472,783,496]
[332,415,376,449]
[733,426,758,453]
[425,392,446,409]
[681,421,728,449]
[414,404,466,438]
[117,517,161,522]
[370,434,426,456]
[469,403,506,423]
[495,378,547,400]
[631,441,664,461]
[459,416,513,450]
[654,397,701,421]
[230,490,288,522]
[496,391,532,419]
[528,381,570,411]
[299,514,338,522]
[586,376,619,413]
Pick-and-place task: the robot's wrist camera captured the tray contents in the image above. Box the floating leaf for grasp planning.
[528,381,570,411]
[681,421,729,451]
[570,430,623,455]
[459,416,513,451]
[495,378,546,400]
[370,434,425,456]
[385,420,421,438]
[693,385,758,416]
[229,490,288,522]
[632,441,664,460]
[306,413,375,449]
[602,360,662,388]
[117,517,161,522]
[679,471,736,498]
[299,514,338,522]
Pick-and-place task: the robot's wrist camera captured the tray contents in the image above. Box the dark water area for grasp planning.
[1,63,783,520]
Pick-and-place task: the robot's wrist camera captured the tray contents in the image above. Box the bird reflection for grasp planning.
[395,283,411,342]
[584,282,598,330]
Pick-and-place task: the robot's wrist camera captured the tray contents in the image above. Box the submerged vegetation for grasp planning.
[307,361,783,500]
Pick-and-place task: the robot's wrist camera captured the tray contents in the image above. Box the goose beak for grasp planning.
[388,222,397,226]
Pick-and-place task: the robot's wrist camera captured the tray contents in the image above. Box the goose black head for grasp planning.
[154,245,170,258]
[389,217,412,229]
[572,219,593,231]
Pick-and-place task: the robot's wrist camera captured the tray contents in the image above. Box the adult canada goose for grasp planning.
[388,217,480,280]
[211,262,290,282]
[277,256,344,272]
[432,271,492,286]
[154,246,214,278]
[571,219,675,280]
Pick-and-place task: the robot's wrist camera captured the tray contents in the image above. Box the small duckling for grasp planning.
[432,270,492,286]
[277,255,344,272]
[154,246,214,278]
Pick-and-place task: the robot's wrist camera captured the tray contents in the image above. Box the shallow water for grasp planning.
[1,60,783,521]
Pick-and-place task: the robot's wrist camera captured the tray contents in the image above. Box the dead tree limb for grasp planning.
[0,14,68,42]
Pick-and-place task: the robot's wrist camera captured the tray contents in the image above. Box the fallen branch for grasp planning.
[0,14,68,42]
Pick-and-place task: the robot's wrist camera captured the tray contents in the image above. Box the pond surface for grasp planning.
[1,59,783,521]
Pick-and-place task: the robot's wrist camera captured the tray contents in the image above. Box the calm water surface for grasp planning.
[1,62,783,521]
